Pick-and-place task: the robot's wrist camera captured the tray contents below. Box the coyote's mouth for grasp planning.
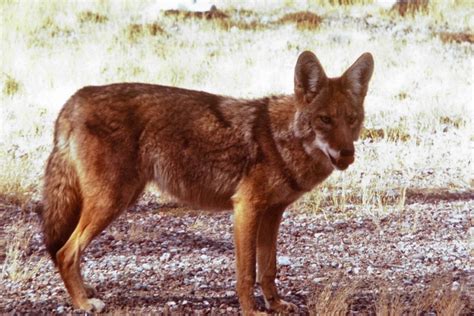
[328,153,353,171]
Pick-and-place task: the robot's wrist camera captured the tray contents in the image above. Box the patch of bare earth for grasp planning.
[1,189,472,315]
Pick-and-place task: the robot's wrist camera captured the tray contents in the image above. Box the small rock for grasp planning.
[313,277,326,283]
[160,253,171,261]
[278,256,291,266]
[451,281,460,291]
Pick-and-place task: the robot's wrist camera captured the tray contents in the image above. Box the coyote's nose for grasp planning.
[340,148,354,157]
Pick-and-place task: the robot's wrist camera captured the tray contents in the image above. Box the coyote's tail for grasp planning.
[41,142,82,264]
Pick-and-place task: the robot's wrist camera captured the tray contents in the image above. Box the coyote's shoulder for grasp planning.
[42,51,374,314]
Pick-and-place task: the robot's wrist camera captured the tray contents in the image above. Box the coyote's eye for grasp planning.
[347,116,357,125]
[320,116,332,125]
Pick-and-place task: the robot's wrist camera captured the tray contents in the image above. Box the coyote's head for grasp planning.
[293,51,374,170]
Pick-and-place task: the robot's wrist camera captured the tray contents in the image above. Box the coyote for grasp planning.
[41,51,373,315]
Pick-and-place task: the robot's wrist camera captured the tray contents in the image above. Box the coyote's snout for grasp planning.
[41,50,373,315]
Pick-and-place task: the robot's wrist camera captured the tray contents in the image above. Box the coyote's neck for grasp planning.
[267,95,334,192]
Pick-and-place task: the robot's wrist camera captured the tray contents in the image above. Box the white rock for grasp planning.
[313,277,326,283]
[452,281,460,291]
[278,256,291,266]
[160,253,171,261]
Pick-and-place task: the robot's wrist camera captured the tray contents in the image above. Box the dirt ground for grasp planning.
[1,189,472,315]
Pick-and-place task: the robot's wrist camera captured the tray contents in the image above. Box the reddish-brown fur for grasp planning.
[41,51,373,315]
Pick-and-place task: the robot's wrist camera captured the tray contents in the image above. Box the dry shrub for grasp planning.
[146,23,166,36]
[330,0,374,4]
[411,277,466,314]
[126,23,165,41]
[309,277,368,315]
[392,0,429,16]
[78,11,108,24]
[375,289,406,316]
[309,276,469,315]
[360,127,410,142]
[278,11,322,30]
[164,6,265,31]
[38,17,71,38]
[439,116,466,128]
[439,32,474,44]
[215,19,266,31]
[3,74,20,96]
[164,5,229,20]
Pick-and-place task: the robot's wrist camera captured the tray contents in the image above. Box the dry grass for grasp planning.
[164,5,229,20]
[309,276,467,315]
[439,31,474,44]
[2,74,21,96]
[1,221,46,283]
[77,10,108,24]
[126,23,166,42]
[277,11,322,30]
[391,0,429,17]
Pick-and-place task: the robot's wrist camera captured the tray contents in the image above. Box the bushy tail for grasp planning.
[41,145,82,264]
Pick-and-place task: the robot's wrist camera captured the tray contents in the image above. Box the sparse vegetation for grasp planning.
[0,0,472,314]
[1,221,46,283]
[126,23,166,42]
[278,11,322,30]
[2,74,20,96]
[77,11,108,24]
[309,275,466,315]
[439,31,474,44]
[392,0,429,16]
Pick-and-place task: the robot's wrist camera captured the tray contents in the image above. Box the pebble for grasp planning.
[160,253,171,261]
[313,277,326,283]
[451,281,461,291]
[278,256,291,266]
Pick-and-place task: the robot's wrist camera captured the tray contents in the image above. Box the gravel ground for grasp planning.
[1,190,473,315]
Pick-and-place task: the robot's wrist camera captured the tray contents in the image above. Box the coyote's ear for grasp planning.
[342,53,374,98]
[294,51,327,105]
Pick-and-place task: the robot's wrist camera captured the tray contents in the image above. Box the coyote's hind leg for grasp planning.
[56,182,144,313]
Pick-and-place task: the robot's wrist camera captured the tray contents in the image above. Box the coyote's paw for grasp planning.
[266,299,298,314]
[84,284,97,298]
[243,310,269,316]
[81,298,106,313]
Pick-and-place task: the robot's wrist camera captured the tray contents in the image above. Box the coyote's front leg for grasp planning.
[257,205,298,313]
[232,180,268,316]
